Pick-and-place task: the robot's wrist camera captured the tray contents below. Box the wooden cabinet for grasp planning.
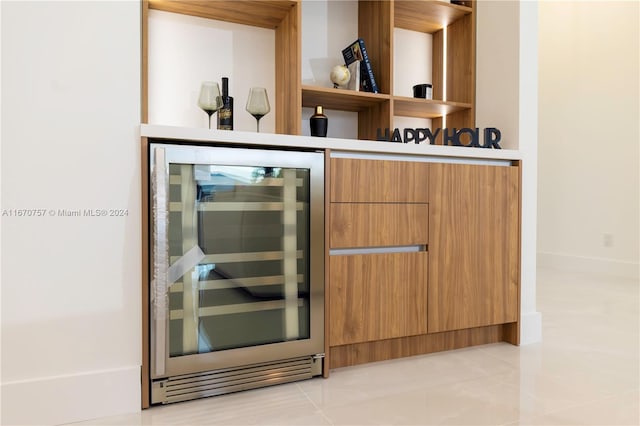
[329,252,428,346]
[327,156,521,370]
[142,0,475,140]
[330,158,429,202]
[330,203,428,248]
[428,163,520,333]
[328,157,430,349]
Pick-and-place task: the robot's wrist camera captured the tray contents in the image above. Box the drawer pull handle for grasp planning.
[330,245,426,256]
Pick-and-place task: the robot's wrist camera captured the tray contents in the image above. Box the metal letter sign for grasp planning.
[376,127,502,149]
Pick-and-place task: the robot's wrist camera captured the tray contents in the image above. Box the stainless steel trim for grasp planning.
[310,355,323,376]
[152,356,315,404]
[151,147,169,377]
[330,150,512,166]
[151,380,167,404]
[330,245,427,256]
[167,366,308,393]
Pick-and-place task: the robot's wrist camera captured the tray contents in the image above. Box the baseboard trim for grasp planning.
[520,311,542,345]
[538,251,639,280]
[329,324,507,369]
[1,366,141,425]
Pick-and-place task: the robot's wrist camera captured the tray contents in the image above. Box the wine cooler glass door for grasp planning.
[150,144,324,379]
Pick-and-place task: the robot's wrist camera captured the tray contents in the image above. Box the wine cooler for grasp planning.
[149,143,325,404]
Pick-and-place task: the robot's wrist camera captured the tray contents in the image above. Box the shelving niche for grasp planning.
[142,0,302,134]
[142,0,475,141]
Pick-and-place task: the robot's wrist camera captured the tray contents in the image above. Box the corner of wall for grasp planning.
[520,311,543,345]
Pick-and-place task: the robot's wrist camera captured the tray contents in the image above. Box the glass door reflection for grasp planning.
[167,163,311,358]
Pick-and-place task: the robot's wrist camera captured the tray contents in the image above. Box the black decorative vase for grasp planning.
[310,105,328,137]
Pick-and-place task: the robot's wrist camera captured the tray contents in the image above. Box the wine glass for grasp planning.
[245,87,271,132]
[198,82,222,129]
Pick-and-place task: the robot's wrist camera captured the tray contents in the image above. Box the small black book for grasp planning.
[342,38,379,93]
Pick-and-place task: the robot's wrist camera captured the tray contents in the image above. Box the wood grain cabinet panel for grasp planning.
[329,252,428,346]
[428,163,520,333]
[330,203,428,248]
[330,158,429,203]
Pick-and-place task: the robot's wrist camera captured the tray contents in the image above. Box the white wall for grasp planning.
[393,28,433,133]
[476,1,519,150]
[1,1,141,424]
[300,0,358,138]
[538,1,640,279]
[476,1,542,344]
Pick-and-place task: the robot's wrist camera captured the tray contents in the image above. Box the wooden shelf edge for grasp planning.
[301,87,472,120]
[394,0,472,34]
[393,96,472,119]
[302,85,390,112]
[148,0,298,29]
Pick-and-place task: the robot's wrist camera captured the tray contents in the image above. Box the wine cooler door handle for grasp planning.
[152,146,169,377]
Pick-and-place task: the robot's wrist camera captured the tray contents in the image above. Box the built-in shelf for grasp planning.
[143,0,474,140]
[302,85,390,112]
[302,86,471,119]
[394,97,472,119]
[144,0,301,134]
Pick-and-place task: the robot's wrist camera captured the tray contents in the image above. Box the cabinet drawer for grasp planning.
[329,252,428,346]
[330,158,429,202]
[330,203,428,248]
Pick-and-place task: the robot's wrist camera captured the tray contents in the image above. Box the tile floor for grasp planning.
[69,268,639,425]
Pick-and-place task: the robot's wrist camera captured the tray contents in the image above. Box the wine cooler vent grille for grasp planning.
[151,356,319,404]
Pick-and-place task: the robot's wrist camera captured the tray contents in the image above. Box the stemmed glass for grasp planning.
[198,81,223,129]
[245,87,271,132]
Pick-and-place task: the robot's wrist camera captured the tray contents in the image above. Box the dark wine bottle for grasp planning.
[217,77,234,130]
[310,105,328,137]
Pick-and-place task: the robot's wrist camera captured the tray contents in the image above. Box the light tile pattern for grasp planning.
[68,268,639,425]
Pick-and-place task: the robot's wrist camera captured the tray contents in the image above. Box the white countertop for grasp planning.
[140,124,521,162]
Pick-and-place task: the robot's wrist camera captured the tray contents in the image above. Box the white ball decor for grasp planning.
[330,65,351,88]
